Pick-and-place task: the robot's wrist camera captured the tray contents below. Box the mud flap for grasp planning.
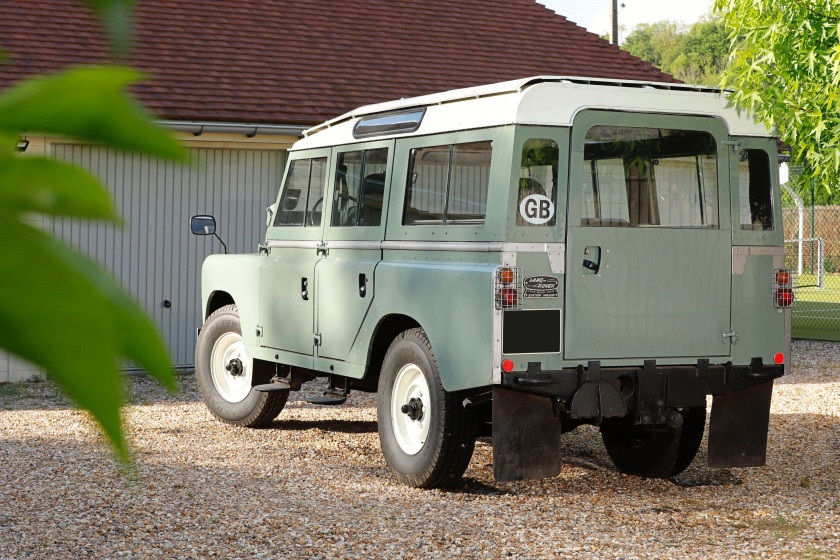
[708,381,774,468]
[492,386,562,482]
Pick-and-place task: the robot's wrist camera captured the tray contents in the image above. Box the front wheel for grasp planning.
[377,328,475,488]
[195,304,287,427]
[600,406,706,478]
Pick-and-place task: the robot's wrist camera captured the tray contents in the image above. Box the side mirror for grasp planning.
[190,214,227,254]
[265,203,278,227]
[190,215,216,235]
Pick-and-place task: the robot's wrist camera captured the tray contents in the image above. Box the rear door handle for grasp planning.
[301,277,309,300]
[582,246,601,273]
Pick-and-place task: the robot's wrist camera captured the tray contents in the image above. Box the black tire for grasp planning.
[195,304,287,427]
[377,328,476,488]
[600,406,706,478]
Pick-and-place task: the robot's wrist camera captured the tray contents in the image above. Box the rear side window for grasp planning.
[275,158,327,227]
[581,126,719,228]
[332,148,389,227]
[518,138,559,226]
[404,141,492,225]
[738,149,774,231]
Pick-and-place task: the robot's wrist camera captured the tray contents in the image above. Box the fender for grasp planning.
[201,253,264,348]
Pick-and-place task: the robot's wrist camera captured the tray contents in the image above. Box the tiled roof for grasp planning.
[0,0,676,126]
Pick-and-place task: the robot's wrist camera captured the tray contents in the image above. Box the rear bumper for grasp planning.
[501,358,783,425]
[492,358,782,481]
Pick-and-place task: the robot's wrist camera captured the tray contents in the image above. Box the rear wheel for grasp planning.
[195,305,287,427]
[377,328,475,488]
[600,406,706,477]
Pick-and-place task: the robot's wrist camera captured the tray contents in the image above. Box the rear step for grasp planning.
[306,373,349,405]
[306,393,347,406]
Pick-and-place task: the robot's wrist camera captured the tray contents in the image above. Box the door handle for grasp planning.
[301,277,309,300]
[582,259,599,272]
[582,246,601,274]
[359,273,367,298]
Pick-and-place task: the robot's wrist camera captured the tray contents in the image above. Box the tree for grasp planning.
[622,21,684,73]
[622,17,728,86]
[670,19,729,85]
[0,0,182,466]
[714,0,840,190]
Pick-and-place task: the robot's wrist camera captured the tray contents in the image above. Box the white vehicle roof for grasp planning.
[293,76,772,151]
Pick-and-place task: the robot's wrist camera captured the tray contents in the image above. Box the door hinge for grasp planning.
[314,333,322,346]
[721,140,743,153]
[723,330,738,345]
[316,242,328,256]
[256,325,263,338]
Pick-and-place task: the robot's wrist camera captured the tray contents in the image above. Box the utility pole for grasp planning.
[611,0,619,45]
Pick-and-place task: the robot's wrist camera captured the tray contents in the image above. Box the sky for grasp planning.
[538,1,715,42]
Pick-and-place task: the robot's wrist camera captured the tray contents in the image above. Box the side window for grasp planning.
[332,147,388,227]
[404,141,492,225]
[274,157,327,227]
[738,149,774,231]
[581,126,719,228]
[518,139,559,226]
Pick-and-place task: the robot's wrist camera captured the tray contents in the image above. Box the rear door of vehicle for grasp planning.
[315,140,393,362]
[564,111,732,360]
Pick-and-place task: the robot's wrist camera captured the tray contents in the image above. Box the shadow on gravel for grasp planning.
[671,467,744,487]
[443,477,513,496]
[260,418,378,434]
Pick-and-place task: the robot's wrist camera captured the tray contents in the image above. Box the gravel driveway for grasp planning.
[1,340,838,559]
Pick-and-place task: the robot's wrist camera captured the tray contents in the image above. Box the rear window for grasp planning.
[518,138,559,226]
[738,149,774,231]
[404,141,492,225]
[581,126,719,229]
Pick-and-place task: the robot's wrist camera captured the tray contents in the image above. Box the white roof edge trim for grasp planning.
[302,76,725,137]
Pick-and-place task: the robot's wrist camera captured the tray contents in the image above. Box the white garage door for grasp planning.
[46,144,287,370]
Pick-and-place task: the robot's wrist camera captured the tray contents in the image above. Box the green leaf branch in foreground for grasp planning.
[714,0,840,189]
[0,65,183,464]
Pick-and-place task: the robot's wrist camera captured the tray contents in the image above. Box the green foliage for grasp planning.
[714,0,840,191]
[0,67,182,160]
[79,0,136,58]
[0,1,183,465]
[623,17,728,86]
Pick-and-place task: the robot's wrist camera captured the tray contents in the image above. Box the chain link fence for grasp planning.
[782,165,840,340]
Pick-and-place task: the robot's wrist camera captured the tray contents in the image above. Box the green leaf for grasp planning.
[0,156,117,220]
[80,0,136,60]
[0,220,174,462]
[0,66,184,161]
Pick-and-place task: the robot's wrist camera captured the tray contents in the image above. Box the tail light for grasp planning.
[773,267,794,308]
[494,266,521,310]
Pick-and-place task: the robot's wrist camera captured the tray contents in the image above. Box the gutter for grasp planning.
[157,120,307,138]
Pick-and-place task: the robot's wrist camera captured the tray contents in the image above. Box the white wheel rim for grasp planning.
[391,363,430,455]
[210,331,253,403]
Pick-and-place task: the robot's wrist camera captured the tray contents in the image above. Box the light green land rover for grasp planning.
[190,77,791,488]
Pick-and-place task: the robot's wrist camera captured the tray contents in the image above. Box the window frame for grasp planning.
[385,128,509,243]
[323,139,394,243]
[568,111,732,234]
[730,138,782,246]
[266,147,332,242]
[403,140,494,226]
[580,125,720,230]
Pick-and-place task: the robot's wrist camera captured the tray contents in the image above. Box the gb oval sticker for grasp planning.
[519,194,554,225]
